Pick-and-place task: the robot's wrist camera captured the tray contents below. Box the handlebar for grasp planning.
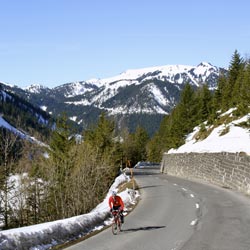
[111,209,121,215]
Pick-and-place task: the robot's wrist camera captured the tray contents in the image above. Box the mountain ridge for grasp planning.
[23,61,221,93]
[1,62,227,136]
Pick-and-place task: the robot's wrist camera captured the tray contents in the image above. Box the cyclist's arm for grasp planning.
[108,197,113,209]
[119,196,124,210]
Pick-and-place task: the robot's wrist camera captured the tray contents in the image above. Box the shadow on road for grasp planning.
[139,185,163,189]
[121,226,166,233]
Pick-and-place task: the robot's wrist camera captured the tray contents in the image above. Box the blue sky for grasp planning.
[1,0,250,88]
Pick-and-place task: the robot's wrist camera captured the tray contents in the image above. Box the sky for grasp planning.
[0,0,250,88]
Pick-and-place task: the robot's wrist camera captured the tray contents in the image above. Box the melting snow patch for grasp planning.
[190,219,198,226]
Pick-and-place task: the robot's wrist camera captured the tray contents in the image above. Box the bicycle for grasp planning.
[111,209,122,235]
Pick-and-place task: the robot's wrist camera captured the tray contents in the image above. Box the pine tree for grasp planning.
[222,50,243,109]
[46,114,75,219]
[84,112,115,156]
[170,83,197,142]
[133,126,149,162]
[195,84,213,122]
[213,74,227,113]
[146,133,163,162]
[239,62,250,114]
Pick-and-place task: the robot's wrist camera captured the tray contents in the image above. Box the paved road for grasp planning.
[65,168,250,250]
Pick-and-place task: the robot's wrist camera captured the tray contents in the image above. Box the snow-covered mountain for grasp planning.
[49,62,222,115]
[1,62,226,135]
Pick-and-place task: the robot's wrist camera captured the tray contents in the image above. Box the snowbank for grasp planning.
[0,173,139,250]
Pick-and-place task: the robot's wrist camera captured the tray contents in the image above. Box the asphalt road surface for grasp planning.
[64,167,250,250]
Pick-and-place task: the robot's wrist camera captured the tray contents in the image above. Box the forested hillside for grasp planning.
[0,105,149,229]
[0,85,54,142]
[147,50,250,161]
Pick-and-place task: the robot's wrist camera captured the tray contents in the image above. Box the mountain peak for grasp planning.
[197,62,213,67]
[24,84,48,93]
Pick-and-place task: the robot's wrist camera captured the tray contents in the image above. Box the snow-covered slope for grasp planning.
[168,109,250,154]
[24,84,49,94]
[0,115,48,147]
[0,88,51,146]
[61,62,222,118]
[91,62,218,87]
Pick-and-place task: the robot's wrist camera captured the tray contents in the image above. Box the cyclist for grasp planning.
[108,190,124,223]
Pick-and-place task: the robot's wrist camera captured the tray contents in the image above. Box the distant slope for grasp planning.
[0,84,54,143]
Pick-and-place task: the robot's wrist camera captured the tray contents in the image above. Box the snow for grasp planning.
[66,99,92,106]
[40,106,47,111]
[148,83,169,107]
[0,116,26,137]
[69,116,77,122]
[0,173,139,250]
[24,84,45,94]
[0,82,14,88]
[93,64,197,86]
[193,62,217,78]
[168,112,250,154]
[64,82,97,98]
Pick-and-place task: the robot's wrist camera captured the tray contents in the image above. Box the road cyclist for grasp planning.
[108,190,125,234]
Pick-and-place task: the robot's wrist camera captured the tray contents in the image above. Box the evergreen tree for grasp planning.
[195,84,213,122]
[238,62,250,114]
[170,83,197,145]
[46,114,76,219]
[122,126,149,166]
[133,126,149,162]
[213,74,227,113]
[84,112,116,156]
[146,133,163,162]
[147,83,212,161]
[222,50,243,109]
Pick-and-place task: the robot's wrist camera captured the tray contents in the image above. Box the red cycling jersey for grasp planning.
[108,195,124,210]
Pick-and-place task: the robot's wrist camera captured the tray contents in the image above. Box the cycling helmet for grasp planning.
[112,190,117,196]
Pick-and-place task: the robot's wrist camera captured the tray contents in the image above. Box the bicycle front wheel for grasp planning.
[112,221,119,235]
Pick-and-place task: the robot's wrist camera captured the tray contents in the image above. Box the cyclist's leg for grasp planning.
[120,210,124,223]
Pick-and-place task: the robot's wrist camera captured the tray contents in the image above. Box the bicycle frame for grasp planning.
[111,209,121,235]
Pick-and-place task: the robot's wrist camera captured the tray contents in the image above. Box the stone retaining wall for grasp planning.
[160,152,250,195]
